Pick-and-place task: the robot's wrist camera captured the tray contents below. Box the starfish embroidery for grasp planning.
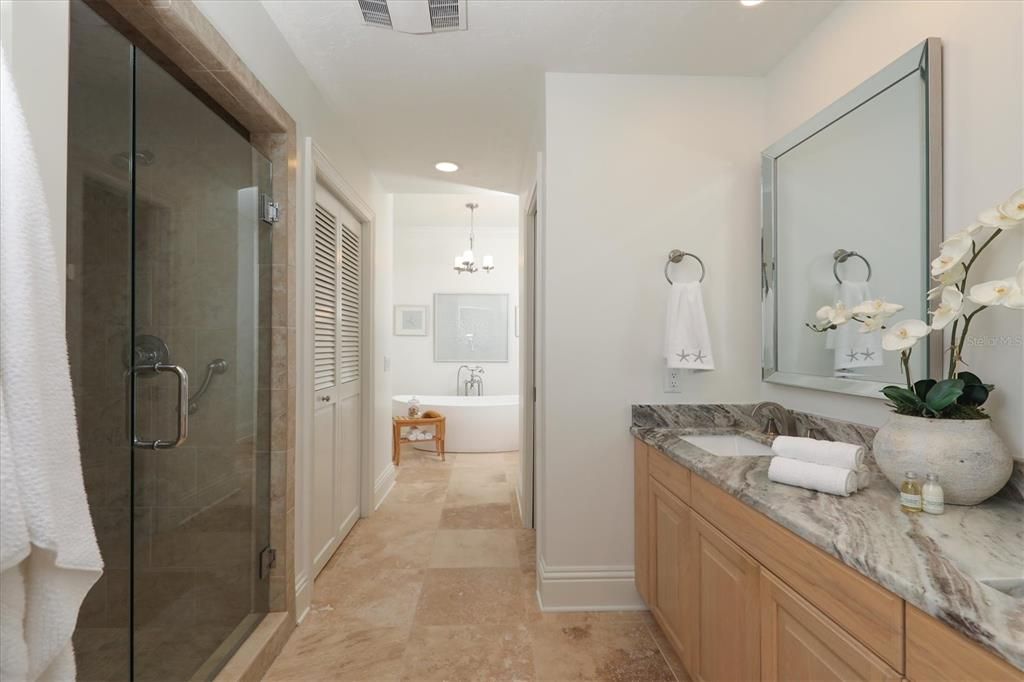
[846,349,860,362]
[676,349,691,362]
[692,349,707,364]
[860,348,876,360]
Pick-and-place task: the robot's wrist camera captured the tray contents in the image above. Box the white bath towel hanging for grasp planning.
[664,282,715,370]
[826,281,882,373]
[1,49,103,682]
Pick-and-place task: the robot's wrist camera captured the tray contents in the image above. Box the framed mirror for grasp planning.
[434,293,509,363]
[762,38,943,398]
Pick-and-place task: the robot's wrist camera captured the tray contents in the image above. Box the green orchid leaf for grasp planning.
[882,386,925,411]
[958,382,990,407]
[957,371,984,386]
[925,379,965,413]
[913,379,936,401]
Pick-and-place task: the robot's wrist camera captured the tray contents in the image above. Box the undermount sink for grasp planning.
[979,577,1024,599]
[682,434,774,458]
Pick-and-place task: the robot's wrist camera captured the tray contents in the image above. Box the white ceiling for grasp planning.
[262,0,837,194]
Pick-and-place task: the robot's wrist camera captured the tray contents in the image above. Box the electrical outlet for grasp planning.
[664,368,682,393]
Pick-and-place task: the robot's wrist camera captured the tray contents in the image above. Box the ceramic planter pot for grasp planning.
[872,413,1013,505]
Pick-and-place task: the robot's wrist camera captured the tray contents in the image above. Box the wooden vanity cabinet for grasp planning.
[632,438,1022,682]
[760,570,901,682]
[691,514,761,682]
[648,478,695,669]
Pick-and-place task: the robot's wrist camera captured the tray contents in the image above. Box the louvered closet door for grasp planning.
[311,184,362,577]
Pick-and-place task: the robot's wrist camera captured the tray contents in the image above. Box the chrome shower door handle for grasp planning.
[133,362,190,449]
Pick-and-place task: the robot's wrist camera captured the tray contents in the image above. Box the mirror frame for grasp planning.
[761,38,944,399]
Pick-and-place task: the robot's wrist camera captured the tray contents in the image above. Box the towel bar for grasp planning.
[665,249,706,284]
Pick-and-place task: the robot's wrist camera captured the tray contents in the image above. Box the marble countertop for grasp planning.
[631,424,1024,672]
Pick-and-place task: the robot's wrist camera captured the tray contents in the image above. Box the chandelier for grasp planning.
[453,202,494,275]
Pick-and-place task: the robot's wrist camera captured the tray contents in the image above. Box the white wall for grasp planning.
[392,193,520,397]
[194,1,390,618]
[540,73,764,607]
[1,0,69,292]
[761,0,1024,459]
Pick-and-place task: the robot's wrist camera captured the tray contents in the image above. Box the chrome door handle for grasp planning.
[133,363,189,449]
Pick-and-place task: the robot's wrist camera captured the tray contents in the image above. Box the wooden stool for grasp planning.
[392,413,446,466]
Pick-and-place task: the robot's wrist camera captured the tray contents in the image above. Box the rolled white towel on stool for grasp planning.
[772,436,865,470]
[768,457,858,497]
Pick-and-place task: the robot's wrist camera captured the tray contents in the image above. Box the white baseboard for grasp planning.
[536,555,646,611]
[295,572,311,624]
[373,463,396,510]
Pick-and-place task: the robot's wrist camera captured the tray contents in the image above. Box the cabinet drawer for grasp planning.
[649,446,691,504]
[761,570,901,681]
[691,475,904,671]
[906,606,1023,681]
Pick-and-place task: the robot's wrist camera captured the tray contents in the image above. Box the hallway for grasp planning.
[265,448,684,681]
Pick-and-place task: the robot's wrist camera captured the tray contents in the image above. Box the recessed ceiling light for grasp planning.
[740,0,764,6]
[435,161,459,173]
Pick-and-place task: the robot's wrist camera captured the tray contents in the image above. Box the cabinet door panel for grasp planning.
[761,570,901,681]
[648,478,693,668]
[693,515,760,682]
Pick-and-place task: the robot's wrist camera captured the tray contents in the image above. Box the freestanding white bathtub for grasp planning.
[393,394,520,453]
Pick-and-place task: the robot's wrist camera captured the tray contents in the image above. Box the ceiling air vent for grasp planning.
[359,0,467,34]
[358,0,392,28]
[428,0,462,32]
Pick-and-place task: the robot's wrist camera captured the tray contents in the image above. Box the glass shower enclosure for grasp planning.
[67,2,272,679]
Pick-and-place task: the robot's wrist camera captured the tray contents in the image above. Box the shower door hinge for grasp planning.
[259,545,277,580]
[261,194,281,224]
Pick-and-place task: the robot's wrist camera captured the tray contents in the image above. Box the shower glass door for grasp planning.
[68,2,271,679]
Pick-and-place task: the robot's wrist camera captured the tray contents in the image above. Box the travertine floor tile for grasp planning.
[429,529,519,568]
[313,567,424,629]
[529,620,675,681]
[264,621,408,681]
[265,449,680,680]
[415,568,525,625]
[440,501,517,529]
[400,623,535,681]
[446,480,514,507]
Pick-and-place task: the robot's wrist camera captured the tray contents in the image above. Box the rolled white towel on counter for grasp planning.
[768,457,858,497]
[772,435,865,470]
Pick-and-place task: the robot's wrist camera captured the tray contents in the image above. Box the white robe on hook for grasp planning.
[1,48,103,682]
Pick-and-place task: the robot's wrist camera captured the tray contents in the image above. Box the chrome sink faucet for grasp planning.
[751,401,796,437]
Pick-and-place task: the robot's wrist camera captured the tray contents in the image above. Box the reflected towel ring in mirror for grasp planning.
[832,249,872,283]
[665,249,706,284]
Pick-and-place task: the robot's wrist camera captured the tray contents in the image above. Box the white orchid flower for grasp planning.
[1002,261,1024,310]
[882,319,931,352]
[931,234,973,276]
[851,299,904,319]
[998,189,1024,222]
[930,286,963,330]
[978,190,1024,229]
[967,279,1016,306]
[816,302,850,327]
[859,315,886,333]
[928,263,966,300]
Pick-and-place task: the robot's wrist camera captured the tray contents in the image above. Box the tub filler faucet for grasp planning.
[457,365,485,396]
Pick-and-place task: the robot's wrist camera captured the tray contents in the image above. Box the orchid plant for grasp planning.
[807,188,1024,419]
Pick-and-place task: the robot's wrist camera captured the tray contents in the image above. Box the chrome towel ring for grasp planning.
[832,249,872,283]
[665,249,706,284]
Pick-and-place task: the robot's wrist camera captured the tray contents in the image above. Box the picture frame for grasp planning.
[433,293,509,362]
[394,305,429,336]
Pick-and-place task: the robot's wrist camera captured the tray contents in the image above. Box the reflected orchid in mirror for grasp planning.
[804,187,1023,420]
